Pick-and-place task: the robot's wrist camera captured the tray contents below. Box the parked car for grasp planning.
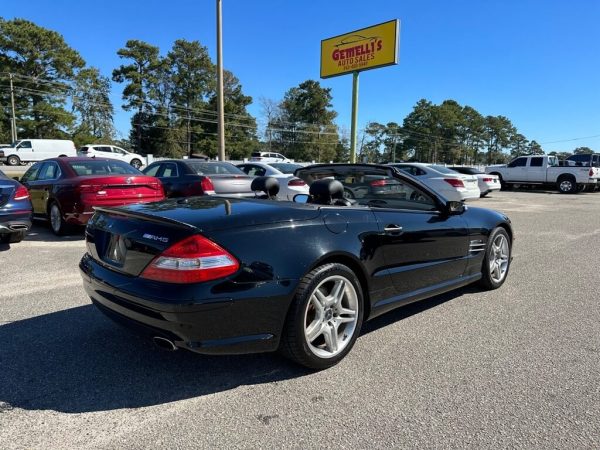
[80,163,513,370]
[485,155,600,194]
[249,151,290,163]
[0,169,32,243]
[143,160,255,198]
[20,157,164,235]
[0,139,77,166]
[78,145,145,169]
[388,163,480,201]
[236,161,309,200]
[448,166,501,197]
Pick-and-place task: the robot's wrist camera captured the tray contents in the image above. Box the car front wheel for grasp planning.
[281,263,364,370]
[479,227,511,290]
[130,159,142,169]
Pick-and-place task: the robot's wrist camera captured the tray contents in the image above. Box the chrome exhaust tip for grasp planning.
[152,336,177,351]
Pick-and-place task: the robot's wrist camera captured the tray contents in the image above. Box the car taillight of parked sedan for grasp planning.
[444,178,465,188]
[200,177,216,195]
[287,178,307,187]
[13,185,30,201]
[140,234,239,283]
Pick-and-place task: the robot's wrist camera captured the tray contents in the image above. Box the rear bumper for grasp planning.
[0,210,32,233]
[79,253,296,355]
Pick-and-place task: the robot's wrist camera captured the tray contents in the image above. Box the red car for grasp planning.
[20,157,165,235]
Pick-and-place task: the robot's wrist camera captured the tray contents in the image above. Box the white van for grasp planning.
[0,139,77,165]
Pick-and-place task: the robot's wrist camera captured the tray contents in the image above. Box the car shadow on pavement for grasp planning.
[23,224,85,242]
[0,305,310,414]
[0,287,470,414]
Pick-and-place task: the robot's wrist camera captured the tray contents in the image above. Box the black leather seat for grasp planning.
[308,179,352,206]
[251,176,280,199]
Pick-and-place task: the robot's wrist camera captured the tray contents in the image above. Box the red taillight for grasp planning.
[288,178,306,187]
[13,185,30,200]
[444,178,465,188]
[201,177,216,195]
[589,168,594,177]
[140,235,239,284]
[370,179,388,187]
[482,177,493,182]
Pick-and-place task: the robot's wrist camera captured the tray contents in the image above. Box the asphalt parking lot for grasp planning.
[1,190,599,449]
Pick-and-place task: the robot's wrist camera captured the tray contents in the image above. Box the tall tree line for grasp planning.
[1,17,592,162]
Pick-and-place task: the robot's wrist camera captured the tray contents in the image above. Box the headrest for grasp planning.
[309,178,344,199]
[251,176,280,198]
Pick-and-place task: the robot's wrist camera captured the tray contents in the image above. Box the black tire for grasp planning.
[280,263,364,370]
[495,174,510,191]
[48,202,69,236]
[130,159,142,169]
[479,227,512,290]
[7,155,20,166]
[0,230,26,244]
[557,176,577,194]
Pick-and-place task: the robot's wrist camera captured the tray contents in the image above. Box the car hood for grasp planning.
[98,196,321,232]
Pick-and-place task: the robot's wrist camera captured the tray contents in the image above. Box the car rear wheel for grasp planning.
[479,227,511,290]
[130,159,142,169]
[7,155,20,166]
[49,202,68,236]
[557,176,577,194]
[0,230,26,244]
[281,263,364,370]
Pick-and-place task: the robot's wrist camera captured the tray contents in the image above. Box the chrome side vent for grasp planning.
[469,239,486,253]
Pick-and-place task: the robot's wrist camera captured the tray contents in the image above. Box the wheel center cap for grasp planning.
[325,309,333,321]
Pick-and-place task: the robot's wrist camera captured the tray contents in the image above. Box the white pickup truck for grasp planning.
[486,155,600,194]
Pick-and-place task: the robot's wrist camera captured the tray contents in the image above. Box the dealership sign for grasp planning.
[320,19,399,79]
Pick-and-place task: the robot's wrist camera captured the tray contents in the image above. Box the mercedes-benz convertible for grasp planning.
[80,164,513,369]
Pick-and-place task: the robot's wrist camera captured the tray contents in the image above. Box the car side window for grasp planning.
[20,163,40,182]
[37,162,61,181]
[17,141,32,149]
[530,157,544,167]
[508,157,527,168]
[161,163,178,177]
[143,164,161,177]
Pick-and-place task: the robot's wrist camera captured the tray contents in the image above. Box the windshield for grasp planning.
[450,167,483,175]
[187,162,245,175]
[269,163,303,174]
[68,160,141,176]
[430,165,460,174]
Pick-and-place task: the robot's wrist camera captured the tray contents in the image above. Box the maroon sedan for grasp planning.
[20,157,165,235]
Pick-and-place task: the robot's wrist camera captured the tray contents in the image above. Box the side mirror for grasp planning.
[12,176,20,181]
[445,201,465,215]
[293,193,309,204]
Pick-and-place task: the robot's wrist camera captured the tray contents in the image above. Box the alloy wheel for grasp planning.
[489,234,509,283]
[303,275,358,359]
[50,204,62,234]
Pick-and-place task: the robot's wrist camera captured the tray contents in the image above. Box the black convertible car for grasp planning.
[80,164,513,369]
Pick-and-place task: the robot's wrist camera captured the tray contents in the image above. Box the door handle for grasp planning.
[384,224,403,234]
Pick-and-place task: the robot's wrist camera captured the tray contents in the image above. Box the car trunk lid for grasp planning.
[85,197,320,276]
[77,175,164,205]
[0,184,15,207]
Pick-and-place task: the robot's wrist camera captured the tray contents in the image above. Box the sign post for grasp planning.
[320,19,400,163]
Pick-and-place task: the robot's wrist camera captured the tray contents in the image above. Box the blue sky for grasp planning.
[4,0,600,152]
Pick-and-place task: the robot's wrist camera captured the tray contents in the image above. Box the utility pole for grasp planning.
[216,0,226,161]
[9,73,17,142]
